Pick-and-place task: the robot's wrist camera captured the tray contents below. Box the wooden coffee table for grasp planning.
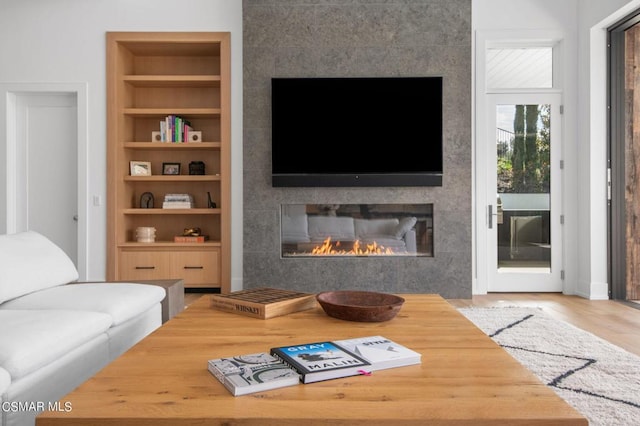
[37,294,587,425]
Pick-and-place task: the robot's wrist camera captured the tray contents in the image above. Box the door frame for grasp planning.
[0,82,89,279]
[474,29,570,295]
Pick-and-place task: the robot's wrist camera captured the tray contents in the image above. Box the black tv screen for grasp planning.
[271,77,443,187]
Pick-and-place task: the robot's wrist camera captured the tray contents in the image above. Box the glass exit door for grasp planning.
[486,94,563,292]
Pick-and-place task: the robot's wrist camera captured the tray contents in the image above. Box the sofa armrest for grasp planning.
[404,229,417,253]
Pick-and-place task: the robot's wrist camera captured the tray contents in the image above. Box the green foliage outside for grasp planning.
[498,104,550,194]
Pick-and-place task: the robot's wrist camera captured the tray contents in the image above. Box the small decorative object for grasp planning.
[183,227,202,236]
[319,204,340,216]
[162,162,181,175]
[189,161,205,175]
[151,131,162,142]
[135,227,156,243]
[130,161,152,176]
[316,290,405,322]
[139,192,154,208]
[188,131,202,142]
[207,191,217,208]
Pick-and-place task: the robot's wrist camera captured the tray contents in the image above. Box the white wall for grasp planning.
[473,0,640,298]
[0,0,243,287]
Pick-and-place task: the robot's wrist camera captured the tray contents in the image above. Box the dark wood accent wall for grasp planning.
[625,25,640,300]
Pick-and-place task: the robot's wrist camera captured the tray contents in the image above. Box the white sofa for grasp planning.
[282,213,418,253]
[0,231,166,426]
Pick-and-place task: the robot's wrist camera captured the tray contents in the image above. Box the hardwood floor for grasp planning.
[185,291,640,357]
[448,293,640,357]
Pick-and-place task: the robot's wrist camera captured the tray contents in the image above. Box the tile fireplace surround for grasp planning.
[242,0,472,299]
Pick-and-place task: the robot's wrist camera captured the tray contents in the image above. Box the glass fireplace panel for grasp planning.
[280,203,433,258]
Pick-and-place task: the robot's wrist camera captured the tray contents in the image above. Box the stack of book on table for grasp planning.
[207,335,421,396]
[162,193,193,209]
[207,353,300,396]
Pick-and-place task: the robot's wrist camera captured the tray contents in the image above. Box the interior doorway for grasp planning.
[0,83,89,279]
[16,93,78,265]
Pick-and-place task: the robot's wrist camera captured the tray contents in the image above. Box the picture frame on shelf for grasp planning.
[163,162,181,175]
[130,161,152,176]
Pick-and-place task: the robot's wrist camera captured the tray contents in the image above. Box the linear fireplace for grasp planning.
[280,203,433,258]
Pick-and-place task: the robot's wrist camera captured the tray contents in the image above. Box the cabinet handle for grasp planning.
[135,266,156,270]
[184,266,204,270]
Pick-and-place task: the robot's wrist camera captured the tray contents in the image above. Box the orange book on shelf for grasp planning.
[174,235,209,243]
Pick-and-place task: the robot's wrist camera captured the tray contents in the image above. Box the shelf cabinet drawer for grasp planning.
[170,250,219,286]
[119,251,171,281]
[118,249,220,287]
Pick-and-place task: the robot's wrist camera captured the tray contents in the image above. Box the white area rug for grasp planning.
[458,307,640,426]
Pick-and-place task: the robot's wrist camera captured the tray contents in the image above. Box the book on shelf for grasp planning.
[162,202,193,209]
[333,335,421,371]
[270,341,371,384]
[159,115,193,143]
[207,352,300,396]
[209,287,317,319]
[162,193,194,209]
[163,193,193,202]
[174,235,209,243]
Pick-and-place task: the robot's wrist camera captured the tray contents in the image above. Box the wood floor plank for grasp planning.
[447,293,640,357]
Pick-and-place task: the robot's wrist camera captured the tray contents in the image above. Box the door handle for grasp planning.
[488,205,495,229]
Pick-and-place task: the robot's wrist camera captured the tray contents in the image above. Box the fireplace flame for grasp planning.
[310,237,395,256]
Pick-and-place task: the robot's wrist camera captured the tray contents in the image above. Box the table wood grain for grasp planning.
[37,294,587,425]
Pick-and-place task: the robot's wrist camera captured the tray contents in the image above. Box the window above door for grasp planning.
[486,47,553,89]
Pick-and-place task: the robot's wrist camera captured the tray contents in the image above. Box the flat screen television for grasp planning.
[271,77,443,187]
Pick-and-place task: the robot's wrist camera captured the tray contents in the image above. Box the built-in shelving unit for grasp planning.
[106,32,231,292]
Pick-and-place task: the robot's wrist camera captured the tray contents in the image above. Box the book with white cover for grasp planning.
[207,352,300,396]
[333,335,421,371]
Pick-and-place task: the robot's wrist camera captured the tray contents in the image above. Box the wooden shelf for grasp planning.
[123,75,221,88]
[107,31,231,292]
[118,241,221,248]
[123,208,221,215]
[123,108,221,117]
[124,142,221,150]
[124,175,221,182]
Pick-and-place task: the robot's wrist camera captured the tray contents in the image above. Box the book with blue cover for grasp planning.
[270,341,371,383]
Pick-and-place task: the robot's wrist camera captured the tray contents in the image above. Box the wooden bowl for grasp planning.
[316,291,405,322]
